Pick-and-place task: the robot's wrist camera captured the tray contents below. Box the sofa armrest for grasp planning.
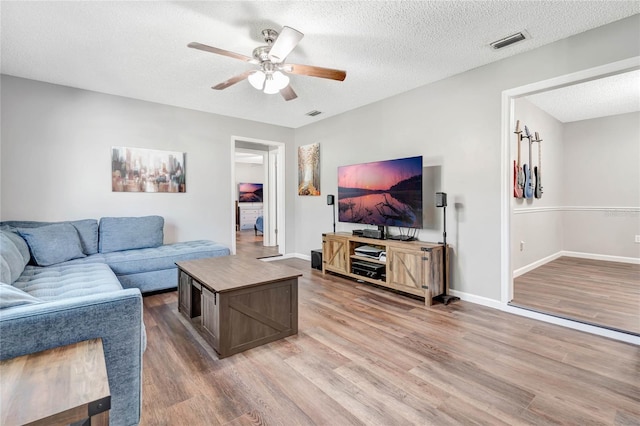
[0,289,144,426]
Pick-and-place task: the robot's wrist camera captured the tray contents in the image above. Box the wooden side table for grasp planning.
[0,338,111,426]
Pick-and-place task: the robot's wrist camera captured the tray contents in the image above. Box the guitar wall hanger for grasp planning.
[531,132,543,144]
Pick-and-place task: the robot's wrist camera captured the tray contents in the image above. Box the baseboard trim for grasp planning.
[260,253,302,262]
[513,251,563,278]
[449,289,639,345]
[294,253,311,261]
[513,250,640,276]
[561,250,640,265]
[449,290,503,310]
[261,253,311,262]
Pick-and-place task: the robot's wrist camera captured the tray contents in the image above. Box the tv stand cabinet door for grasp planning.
[387,247,431,303]
[322,234,349,274]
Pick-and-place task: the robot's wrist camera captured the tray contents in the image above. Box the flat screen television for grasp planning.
[238,183,263,203]
[338,156,423,228]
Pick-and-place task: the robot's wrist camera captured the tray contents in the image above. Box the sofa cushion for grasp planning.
[12,263,122,302]
[99,216,164,253]
[0,228,31,264]
[64,240,230,275]
[1,219,99,255]
[0,283,42,309]
[17,224,87,267]
[0,231,30,284]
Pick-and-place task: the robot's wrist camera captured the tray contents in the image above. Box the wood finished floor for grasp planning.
[141,258,639,425]
[513,257,640,335]
[235,229,281,259]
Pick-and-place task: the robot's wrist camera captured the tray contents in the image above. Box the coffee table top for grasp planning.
[176,255,302,292]
[0,338,110,426]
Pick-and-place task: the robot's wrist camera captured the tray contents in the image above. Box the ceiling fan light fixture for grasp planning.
[190,25,345,101]
[272,71,290,90]
[263,74,281,94]
[263,72,290,94]
[248,71,266,90]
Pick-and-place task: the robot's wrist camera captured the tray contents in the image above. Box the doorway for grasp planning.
[231,136,285,258]
[500,56,640,336]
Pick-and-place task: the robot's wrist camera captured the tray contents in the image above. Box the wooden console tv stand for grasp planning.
[322,232,447,306]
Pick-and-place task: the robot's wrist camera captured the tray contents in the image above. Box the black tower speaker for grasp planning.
[327,194,335,205]
[435,192,447,208]
[328,194,336,233]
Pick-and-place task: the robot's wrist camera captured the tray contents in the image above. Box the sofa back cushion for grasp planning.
[99,216,164,253]
[0,219,99,255]
[0,231,30,284]
[0,283,42,309]
[0,227,31,264]
[16,224,87,266]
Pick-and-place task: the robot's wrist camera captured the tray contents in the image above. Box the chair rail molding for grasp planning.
[513,206,640,214]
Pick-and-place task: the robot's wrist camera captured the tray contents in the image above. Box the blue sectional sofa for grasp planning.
[0,216,230,425]
[3,216,230,293]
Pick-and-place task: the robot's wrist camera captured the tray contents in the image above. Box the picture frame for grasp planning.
[298,143,320,196]
[111,146,186,193]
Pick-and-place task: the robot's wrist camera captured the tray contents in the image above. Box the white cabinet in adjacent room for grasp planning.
[239,204,263,230]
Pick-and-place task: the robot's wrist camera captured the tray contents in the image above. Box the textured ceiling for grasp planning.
[525,70,640,123]
[1,1,639,128]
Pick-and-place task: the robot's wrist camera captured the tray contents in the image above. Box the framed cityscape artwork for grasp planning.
[111,146,186,193]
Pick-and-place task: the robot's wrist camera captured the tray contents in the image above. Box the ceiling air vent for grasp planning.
[306,110,322,117]
[490,32,527,50]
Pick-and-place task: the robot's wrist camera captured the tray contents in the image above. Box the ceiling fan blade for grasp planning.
[280,85,298,101]
[285,63,346,81]
[188,42,254,63]
[212,71,254,90]
[268,26,304,63]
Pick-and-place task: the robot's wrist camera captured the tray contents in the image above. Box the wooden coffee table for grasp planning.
[176,255,302,358]
[0,338,111,426]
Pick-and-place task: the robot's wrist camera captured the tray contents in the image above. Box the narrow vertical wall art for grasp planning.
[298,143,320,196]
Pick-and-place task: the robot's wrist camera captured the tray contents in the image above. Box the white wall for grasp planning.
[0,75,294,247]
[293,15,640,300]
[511,98,565,270]
[562,111,640,258]
[511,103,640,271]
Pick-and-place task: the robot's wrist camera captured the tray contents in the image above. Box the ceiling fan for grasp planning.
[188,26,346,101]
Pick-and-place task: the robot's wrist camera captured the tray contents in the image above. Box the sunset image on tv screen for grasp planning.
[338,156,422,228]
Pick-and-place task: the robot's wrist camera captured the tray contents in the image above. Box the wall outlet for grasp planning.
[635,235,640,243]
[520,241,525,251]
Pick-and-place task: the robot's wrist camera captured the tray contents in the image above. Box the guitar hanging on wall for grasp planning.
[513,120,524,198]
[534,131,543,198]
[523,126,534,198]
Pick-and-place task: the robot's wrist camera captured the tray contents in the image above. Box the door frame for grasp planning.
[498,56,640,345]
[500,56,640,304]
[230,136,286,256]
